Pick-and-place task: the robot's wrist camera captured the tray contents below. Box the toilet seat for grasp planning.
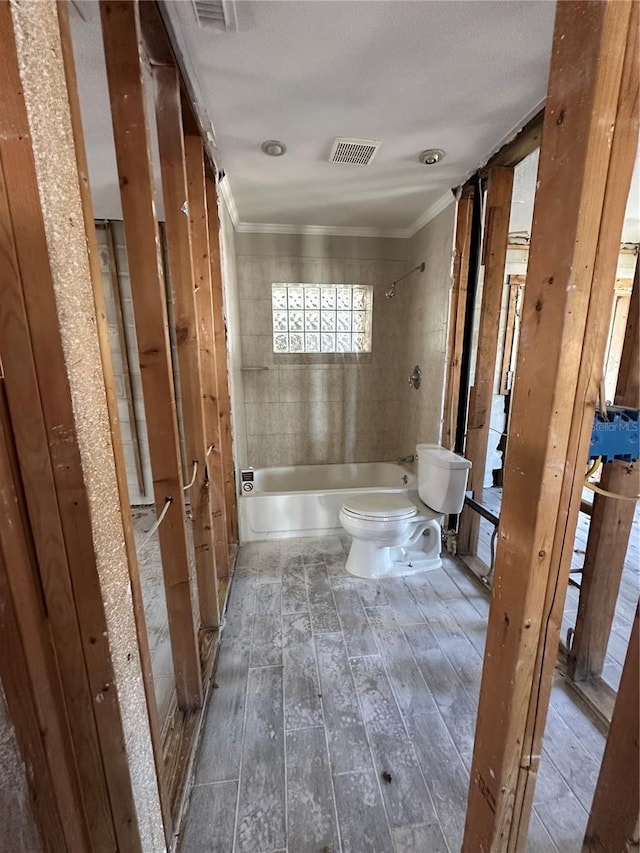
[341,493,418,522]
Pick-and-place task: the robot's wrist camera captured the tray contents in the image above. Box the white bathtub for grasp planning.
[238,461,416,542]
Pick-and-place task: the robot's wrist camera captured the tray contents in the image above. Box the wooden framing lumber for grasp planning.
[462,2,639,849]
[569,261,639,682]
[185,134,230,581]
[0,384,90,853]
[100,0,203,710]
[479,109,544,177]
[458,167,514,555]
[154,64,220,629]
[205,176,239,547]
[56,1,172,836]
[583,607,639,852]
[443,190,474,451]
[0,3,148,847]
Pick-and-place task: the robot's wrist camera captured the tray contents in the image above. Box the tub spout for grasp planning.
[397,454,415,465]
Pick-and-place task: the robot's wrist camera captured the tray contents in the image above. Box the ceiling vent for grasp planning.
[193,0,237,32]
[329,138,381,166]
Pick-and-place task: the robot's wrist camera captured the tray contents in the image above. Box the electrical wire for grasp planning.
[136,498,172,553]
[584,456,638,501]
[183,460,198,491]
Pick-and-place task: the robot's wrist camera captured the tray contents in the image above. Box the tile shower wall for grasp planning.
[234,233,408,469]
[396,203,457,455]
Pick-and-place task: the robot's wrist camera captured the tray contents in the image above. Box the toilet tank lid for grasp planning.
[416,444,472,470]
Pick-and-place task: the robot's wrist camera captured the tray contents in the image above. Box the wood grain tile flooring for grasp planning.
[182,536,607,852]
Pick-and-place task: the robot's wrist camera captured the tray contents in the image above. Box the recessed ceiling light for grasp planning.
[261,140,287,157]
[419,149,445,165]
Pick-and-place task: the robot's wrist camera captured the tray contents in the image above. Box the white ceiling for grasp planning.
[70,0,638,242]
[164,0,557,236]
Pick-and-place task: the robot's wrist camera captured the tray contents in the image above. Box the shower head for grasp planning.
[384,261,425,300]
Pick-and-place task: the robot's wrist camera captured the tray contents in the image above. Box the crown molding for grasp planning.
[405,191,455,238]
[218,175,454,240]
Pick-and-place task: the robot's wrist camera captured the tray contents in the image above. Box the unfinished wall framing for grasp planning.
[462,1,639,848]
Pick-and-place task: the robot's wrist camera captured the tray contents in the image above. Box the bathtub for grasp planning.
[238,461,416,542]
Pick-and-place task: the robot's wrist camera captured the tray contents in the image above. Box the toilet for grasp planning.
[339,444,471,579]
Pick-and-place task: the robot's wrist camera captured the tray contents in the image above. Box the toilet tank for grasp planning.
[416,443,472,514]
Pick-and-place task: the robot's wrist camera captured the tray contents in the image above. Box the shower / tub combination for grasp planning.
[238,461,416,542]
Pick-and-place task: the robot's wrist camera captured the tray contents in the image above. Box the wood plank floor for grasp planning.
[180,535,608,852]
[478,486,639,692]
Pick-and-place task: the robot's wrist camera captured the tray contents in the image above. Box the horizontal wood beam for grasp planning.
[583,607,639,851]
[463,2,638,848]
[101,0,203,710]
[480,109,544,176]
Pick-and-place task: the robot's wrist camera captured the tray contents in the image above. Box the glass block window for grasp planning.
[272,284,373,353]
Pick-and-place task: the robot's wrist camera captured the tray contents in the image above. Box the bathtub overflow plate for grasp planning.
[241,469,254,493]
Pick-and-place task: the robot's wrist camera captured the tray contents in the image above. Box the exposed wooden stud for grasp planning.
[463,2,638,849]
[100,0,203,709]
[458,166,514,555]
[583,607,639,852]
[569,261,639,682]
[205,176,239,547]
[154,63,220,629]
[443,190,474,451]
[0,383,90,853]
[185,134,230,581]
[56,0,172,836]
[0,4,138,847]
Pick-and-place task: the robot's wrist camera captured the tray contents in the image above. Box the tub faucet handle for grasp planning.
[397,454,415,465]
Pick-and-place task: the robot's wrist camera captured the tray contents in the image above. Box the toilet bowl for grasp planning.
[339,444,471,579]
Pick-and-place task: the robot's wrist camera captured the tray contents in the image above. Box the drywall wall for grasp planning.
[396,203,457,454]
[231,231,410,469]
[0,685,44,853]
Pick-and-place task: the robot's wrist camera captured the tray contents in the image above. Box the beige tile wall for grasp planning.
[396,203,457,455]
[234,236,410,469]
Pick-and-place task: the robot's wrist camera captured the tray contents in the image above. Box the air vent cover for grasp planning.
[193,0,237,32]
[329,138,381,165]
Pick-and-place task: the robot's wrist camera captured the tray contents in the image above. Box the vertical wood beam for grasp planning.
[185,135,230,581]
[462,2,638,849]
[569,261,639,681]
[205,177,239,548]
[0,385,90,853]
[443,190,474,451]
[458,167,514,554]
[583,607,639,852]
[100,0,203,710]
[0,4,143,848]
[154,65,220,629]
[56,2,172,836]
